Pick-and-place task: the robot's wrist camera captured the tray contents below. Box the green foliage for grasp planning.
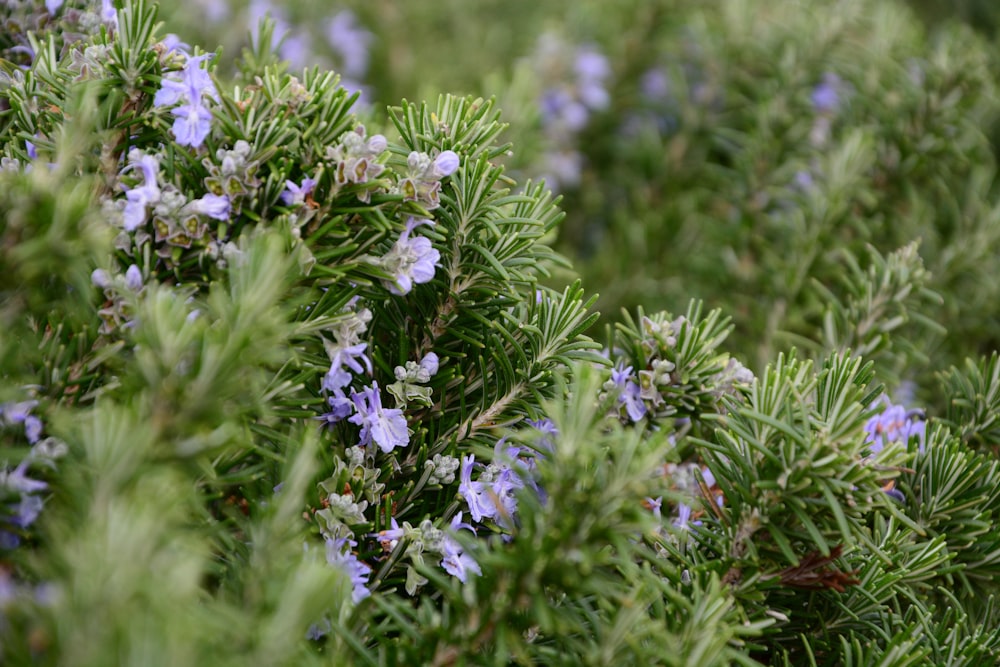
[2,1,1000,666]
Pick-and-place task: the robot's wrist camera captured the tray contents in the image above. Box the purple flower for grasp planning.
[154,53,218,108]
[372,517,405,551]
[323,342,372,392]
[811,72,841,114]
[441,512,481,583]
[431,151,460,178]
[418,352,440,377]
[101,0,117,28]
[124,265,143,292]
[864,397,926,454]
[1,461,47,495]
[325,537,371,604]
[673,502,702,531]
[645,496,663,521]
[187,193,231,220]
[45,0,63,14]
[170,104,214,148]
[574,47,611,110]
[155,54,218,148]
[317,388,354,428]
[121,154,162,232]
[10,494,43,528]
[383,218,441,295]
[281,177,317,205]
[162,34,190,54]
[458,455,496,523]
[526,417,558,453]
[348,382,409,453]
[611,364,646,422]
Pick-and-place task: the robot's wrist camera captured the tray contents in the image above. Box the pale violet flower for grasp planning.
[611,364,646,422]
[325,537,371,604]
[430,150,460,178]
[281,177,317,206]
[121,153,162,232]
[441,512,481,583]
[458,455,496,524]
[124,265,143,292]
[323,342,372,392]
[348,382,409,452]
[186,193,230,220]
[382,218,441,295]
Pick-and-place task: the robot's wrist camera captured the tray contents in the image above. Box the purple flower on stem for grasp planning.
[325,537,371,603]
[317,388,354,428]
[348,382,409,452]
[383,218,441,295]
[122,153,162,232]
[441,512,481,583]
[10,494,43,528]
[323,342,372,392]
[372,517,405,552]
[611,364,646,422]
[186,193,230,220]
[430,150,460,179]
[864,397,926,454]
[154,53,219,148]
[124,265,143,292]
[281,177,317,206]
[1,460,47,495]
[458,455,496,524]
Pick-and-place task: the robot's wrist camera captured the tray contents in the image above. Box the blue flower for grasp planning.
[430,150,460,179]
[281,177,317,206]
[323,342,372,392]
[154,54,218,148]
[383,218,441,295]
[10,494,43,528]
[441,512,482,583]
[325,537,371,604]
[611,364,646,422]
[170,103,214,148]
[864,397,926,454]
[348,382,409,453]
[186,193,231,220]
[121,153,162,232]
[458,455,496,523]
[317,388,354,428]
[1,460,47,495]
[418,352,440,377]
[124,265,143,292]
[811,72,841,114]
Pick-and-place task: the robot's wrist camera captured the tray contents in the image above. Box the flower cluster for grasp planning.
[318,304,441,455]
[153,52,219,148]
[0,404,66,550]
[458,436,546,532]
[396,149,460,209]
[114,148,232,265]
[324,125,388,202]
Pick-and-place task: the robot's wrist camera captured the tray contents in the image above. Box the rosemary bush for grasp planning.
[2,1,1000,666]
